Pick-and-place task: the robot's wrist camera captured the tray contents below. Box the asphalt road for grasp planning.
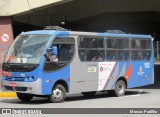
[0,88,160,108]
[0,87,160,117]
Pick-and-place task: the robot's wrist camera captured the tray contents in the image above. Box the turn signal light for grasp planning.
[2,71,12,76]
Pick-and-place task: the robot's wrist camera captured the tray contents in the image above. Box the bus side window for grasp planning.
[91,50,104,61]
[117,51,125,60]
[125,51,130,60]
[137,51,143,60]
[59,44,74,61]
[44,37,75,72]
[106,50,116,61]
[78,37,105,62]
[143,51,151,60]
[131,50,144,60]
[79,50,87,61]
[131,53,134,60]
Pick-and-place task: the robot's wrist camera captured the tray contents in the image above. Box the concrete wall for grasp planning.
[0,0,69,16]
[0,17,14,88]
[11,0,160,31]
[75,12,160,33]
[0,17,14,67]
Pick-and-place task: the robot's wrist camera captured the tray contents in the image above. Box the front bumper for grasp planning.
[1,78,42,95]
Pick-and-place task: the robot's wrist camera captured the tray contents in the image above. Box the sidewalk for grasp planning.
[0,90,17,97]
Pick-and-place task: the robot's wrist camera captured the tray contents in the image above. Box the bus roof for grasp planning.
[69,31,152,39]
[21,30,152,39]
[21,30,57,35]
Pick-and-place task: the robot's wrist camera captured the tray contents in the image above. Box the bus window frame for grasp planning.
[105,37,131,62]
[78,36,106,62]
[43,36,76,72]
[130,38,152,61]
[78,36,152,62]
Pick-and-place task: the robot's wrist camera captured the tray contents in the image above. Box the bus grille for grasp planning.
[4,86,27,91]
[15,87,27,91]
[4,86,13,91]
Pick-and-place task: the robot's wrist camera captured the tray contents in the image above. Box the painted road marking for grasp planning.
[0,92,17,97]
[119,90,143,98]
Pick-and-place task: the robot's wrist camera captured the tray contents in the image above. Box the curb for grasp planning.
[0,92,17,98]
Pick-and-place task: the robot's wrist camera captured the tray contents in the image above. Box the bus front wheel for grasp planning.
[49,84,66,103]
[114,80,126,97]
[16,93,33,102]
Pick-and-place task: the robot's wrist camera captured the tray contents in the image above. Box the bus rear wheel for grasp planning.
[49,84,66,103]
[81,91,96,97]
[114,80,126,97]
[16,93,33,102]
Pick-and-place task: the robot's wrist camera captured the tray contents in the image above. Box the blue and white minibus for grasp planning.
[1,26,154,103]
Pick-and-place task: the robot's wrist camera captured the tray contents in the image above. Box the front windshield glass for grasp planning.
[4,35,51,64]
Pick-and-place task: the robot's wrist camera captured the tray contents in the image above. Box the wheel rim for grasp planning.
[117,82,124,94]
[52,88,63,100]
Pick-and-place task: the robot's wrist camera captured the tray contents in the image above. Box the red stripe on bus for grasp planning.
[125,64,132,81]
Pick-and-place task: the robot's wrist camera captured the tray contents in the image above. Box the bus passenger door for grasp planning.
[42,36,75,95]
[69,36,105,93]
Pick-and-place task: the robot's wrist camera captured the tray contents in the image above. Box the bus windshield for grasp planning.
[4,34,51,64]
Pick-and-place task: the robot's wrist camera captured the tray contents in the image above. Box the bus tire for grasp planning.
[114,80,126,97]
[49,84,66,103]
[81,91,96,97]
[16,93,33,102]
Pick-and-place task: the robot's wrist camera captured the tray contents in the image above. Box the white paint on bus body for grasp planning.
[98,62,116,90]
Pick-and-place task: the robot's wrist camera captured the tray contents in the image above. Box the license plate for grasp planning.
[9,83,16,87]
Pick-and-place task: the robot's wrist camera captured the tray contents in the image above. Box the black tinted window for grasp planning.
[107,39,129,49]
[131,39,152,60]
[78,37,105,62]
